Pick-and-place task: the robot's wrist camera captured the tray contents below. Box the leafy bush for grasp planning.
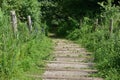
[0,1,53,79]
[67,1,120,79]
[57,17,79,37]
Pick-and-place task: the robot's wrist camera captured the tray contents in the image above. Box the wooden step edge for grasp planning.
[53,52,92,55]
[39,68,98,73]
[54,48,83,50]
[42,76,103,80]
[53,55,93,59]
[55,44,80,46]
[55,47,81,49]
[53,56,93,59]
[46,61,95,65]
[53,57,94,61]
[26,74,103,80]
[54,47,86,49]
[43,59,95,65]
[42,60,90,63]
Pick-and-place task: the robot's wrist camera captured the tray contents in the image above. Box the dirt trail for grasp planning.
[42,38,103,80]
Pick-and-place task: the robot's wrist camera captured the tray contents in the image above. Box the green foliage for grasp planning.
[98,0,120,26]
[0,1,53,80]
[2,0,41,27]
[66,1,120,80]
[39,0,58,23]
[57,17,79,37]
[0,0,120,79]
[59,0,101,19]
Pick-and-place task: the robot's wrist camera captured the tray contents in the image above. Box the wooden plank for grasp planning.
[27,15,32,33]
[94,19,98,31]
[10,11,18,37]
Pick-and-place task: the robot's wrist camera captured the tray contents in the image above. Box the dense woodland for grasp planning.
[0,0,120,80]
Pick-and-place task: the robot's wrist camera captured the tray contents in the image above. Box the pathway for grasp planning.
[42,38,103,80]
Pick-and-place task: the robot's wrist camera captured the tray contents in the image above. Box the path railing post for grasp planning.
[79,19,82,29]
[94,19,98,31]
[27,15,32,33]
[10,11,18,37]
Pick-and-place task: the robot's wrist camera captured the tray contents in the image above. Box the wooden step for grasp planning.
[47,61,94,64]
[54,47,86,51]
[46,62,94,70]
[53,51,92,55]
[54,53,92,58]
[56,43,80,46]
[26,74,103,80]
[53,57,91,62]
[42,76,103,80]
[43,70,90,78]
[44,68,97,73]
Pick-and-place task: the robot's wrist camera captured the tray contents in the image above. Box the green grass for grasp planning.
[67,25,120,80]
[65,7,120,79]
[0,10,54,80]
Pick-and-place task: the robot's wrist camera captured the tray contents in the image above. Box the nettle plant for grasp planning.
[98,0,120,28]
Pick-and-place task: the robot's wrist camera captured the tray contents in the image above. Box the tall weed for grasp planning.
[0,9,53,80]
[67,2,120,79]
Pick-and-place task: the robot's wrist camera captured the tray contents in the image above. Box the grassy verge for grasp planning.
[0,10,54,80]
[67,22,120,80]
[64,3,120,79]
